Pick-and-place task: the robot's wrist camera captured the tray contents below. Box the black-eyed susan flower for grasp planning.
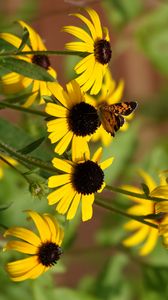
[122,170,161,256]
[45,80,100,161]
[3,211,64,281]
[63,8,112,95]
[0,21,56,107]
[85,68,127,146]
[154,176,168,248]
[0,155,17,179]
[48,147,114,221]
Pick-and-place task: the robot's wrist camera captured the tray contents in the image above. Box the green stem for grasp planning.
[0,50,85,57]
[95,198,158,229]
[0,155,31,183]
[0,101,47,117]
[106,185,168,203]
[0,140,57,173]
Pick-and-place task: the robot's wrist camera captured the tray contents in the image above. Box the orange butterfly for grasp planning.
[98,101,138,137]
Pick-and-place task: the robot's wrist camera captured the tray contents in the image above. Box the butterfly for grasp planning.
[97,101,138,137]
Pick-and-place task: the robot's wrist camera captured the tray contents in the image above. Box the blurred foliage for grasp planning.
[136,4,168,76]
[103,0,143,29]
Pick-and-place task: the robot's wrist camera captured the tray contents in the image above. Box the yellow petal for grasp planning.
[66,80,83,105]
[48,183,72,205]
[63,25,93,46]
[11,262,45,281]
[45,103,67,117]
[71,13,97,41]
[4,227,41,246]
[27,211,51,243]
[18,20,46,51]
[139,228,158,256]
[65,41,91,52]
[82,194,94,221]
[0,33,30,51]
[123,226,149,247]
[5,241,37,254]
[138,170,157,192]
[151,185,168,199]
[47,82,68,107]
[72,135,90,162]
[86,8,102,39]
[52,157,73,173]
[48,174,71,188]
[124,220,141,231]
[99,157,114,170]
[43,214,64,245]
[56,188,76,215]
[108,80,124,104]
[22,91,38,107]
[67,193,81,220]
[55,131,73,155]
[92,147,102,163]
[90,63,104,95]
[6,256,39,279]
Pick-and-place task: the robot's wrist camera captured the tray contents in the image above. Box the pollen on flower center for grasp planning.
[68,102,100,136]
[38,242,62,266]
[94,39,112,65]
[72,160,104,194]
[32,55,51,70]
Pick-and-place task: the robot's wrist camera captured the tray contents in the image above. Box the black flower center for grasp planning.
[32,55,51,70]
[94,39,112,65]
[68,102,100,136]
[38,242,62,266]
[72,160,104,194]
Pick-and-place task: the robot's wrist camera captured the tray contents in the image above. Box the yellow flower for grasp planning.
[48,147,114,222]
[63,8,112,95]
[154,175,168,248]
[0,21,56,107]
[85,68,127,146]
[122,170,161,256]
[3,211,64,282]
[45,80,100,161]
[0,155,17,179]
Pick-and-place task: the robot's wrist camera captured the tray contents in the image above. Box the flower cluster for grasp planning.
[1,7,166,284]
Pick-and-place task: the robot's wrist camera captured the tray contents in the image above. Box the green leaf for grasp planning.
[141,183,150,196]
[142,264,168,295]
[17,27,29,52]
[18,137,46,154]
[0,57,56,82]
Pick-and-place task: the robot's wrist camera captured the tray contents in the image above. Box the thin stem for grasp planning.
[106,185,168,203]
[0,155,31,184]
[0,50,85,57]
[0,141,57,173]
[95,197,158,229]
[0,101,47,117]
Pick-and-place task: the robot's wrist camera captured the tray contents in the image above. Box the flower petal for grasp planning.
[55,131,73,155]
[72,135,90,162]
[48,174,71,188]
[26,211,51,243]
[45,103,67,118]
[52,157,73,173]
[81,194,94,221]
[123,226,149,247]
[43,214,64,245]
[67,193,81,220]
[4,241,37,254]
[139,228,158,256]
[4,227,41,246]
[99,157,114,170]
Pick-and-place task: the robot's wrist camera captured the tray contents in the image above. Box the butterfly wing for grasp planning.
[112,101,138,116]
[98,101,137,136]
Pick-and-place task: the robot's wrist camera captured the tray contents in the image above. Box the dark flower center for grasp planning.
[38,242,62,266]
[94,39,112,65]
[68,102,100,136]
[72,160,104,194]
[32,55,50,70]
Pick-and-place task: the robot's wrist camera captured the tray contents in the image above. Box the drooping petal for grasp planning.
[123,226,149,247]
[81,194,94,221]
[67,193,81,220]
[72,135,90,162]
[56,187,76,215]
[4,227,41,247]
[86,8,102,39]
[63,25,93,46]
[6,256,38,277]
[26,211,51,243]
[71,13,97,41]
[139,229,158,256]
[55,131,73,155]
[4,241,37,254]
